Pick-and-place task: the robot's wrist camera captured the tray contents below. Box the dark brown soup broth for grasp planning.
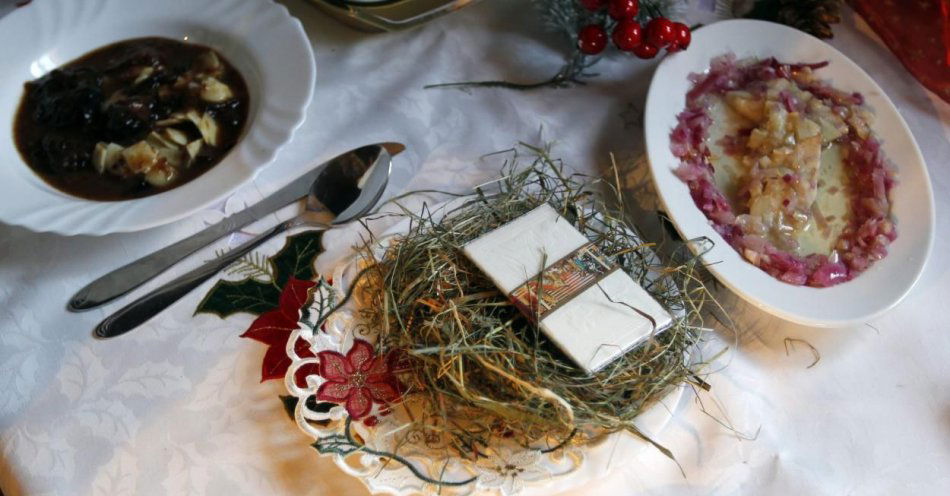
[13,37,249,201]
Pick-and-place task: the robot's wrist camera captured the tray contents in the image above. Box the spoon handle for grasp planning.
[94,218,311,338]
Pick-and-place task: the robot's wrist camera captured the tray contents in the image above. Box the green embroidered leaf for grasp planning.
[195,229,325,319]
[271,230,324,288]
[312,435,359,456]
[194,278,282,318]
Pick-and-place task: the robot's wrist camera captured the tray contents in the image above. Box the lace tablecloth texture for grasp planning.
[1,1,948,495]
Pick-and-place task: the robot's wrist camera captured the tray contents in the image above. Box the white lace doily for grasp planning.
[282,201,688,496]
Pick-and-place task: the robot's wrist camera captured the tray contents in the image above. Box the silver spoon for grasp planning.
[94,145,394,338]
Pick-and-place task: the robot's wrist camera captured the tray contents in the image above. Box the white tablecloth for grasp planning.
[1,1,948,495]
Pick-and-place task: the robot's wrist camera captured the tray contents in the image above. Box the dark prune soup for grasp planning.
[13,37,250,201]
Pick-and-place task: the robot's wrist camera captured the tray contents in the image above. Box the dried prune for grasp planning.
[33,135,92,172]
[103,96,156,142]
[30,69,102,128]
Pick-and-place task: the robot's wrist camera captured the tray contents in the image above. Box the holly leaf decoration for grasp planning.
[194,278,282,318]
[272,230,324,288]
[195,230,325,318]
[194,229,328,382]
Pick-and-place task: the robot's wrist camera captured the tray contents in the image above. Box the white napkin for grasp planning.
[463,204,672,374]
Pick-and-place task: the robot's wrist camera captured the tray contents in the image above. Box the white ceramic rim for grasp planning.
[0,0,315,235]
[644,19,935,327]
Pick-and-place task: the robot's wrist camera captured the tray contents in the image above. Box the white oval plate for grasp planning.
[644,19,935,327]
[0,0,315,235]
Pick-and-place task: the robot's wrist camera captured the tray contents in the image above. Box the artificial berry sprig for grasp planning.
[425,0,689,92]
[578,24,609,55]
[608,0,639,20]
[576,0,691,59]
[611,19,642,52]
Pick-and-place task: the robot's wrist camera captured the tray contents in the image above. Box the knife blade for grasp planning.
[68,142,405,311]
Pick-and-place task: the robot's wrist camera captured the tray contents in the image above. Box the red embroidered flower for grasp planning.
[316,339,401,420]
[240,278,317,382]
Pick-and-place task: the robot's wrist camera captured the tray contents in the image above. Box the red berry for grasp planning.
[670,22,691,51]
[632,42,659,59]
[611,19,643,52]
[579,0,607,11]
[607,0,639,21]
[578,24,608,55]
[646,17,676,47]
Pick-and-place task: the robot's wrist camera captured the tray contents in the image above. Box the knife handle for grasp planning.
[94,218,314,338]
[68,205,272,311]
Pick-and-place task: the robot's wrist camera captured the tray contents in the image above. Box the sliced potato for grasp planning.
[146,131,177,150]
[726,91,765,122]
[92,142,124,174]
[817,115,847,143]
[185,139,203,160]
[186,109,203,127]
[743,248,762,265]
[197,112,219,146]
[173,75,189,89]
[163,127,189,146]
[765,77,792,98]
[847,113,871,140]
[133,66,154,85]
[157,146,185,169]
[747,128,768,149]
[794,116,821,141]
[199,76,233,103]
[156,113,188,126]
[765,102,789,137]
[145,163,177,186]
[196,51,223,75]
[122,141,159,174]
[144,131,187,169]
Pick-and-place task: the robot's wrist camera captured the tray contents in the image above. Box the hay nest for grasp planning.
[349,148,714,456]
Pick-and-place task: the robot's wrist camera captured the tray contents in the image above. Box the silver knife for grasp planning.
[68,142,405,311]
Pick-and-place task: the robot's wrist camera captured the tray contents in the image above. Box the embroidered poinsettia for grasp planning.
[240,277,317,382]
[316,339,402,420]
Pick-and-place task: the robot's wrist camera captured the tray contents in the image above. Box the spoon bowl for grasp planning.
[306,143,398,227]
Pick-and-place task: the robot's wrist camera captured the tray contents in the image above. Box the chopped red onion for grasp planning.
[778,90,799,112]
